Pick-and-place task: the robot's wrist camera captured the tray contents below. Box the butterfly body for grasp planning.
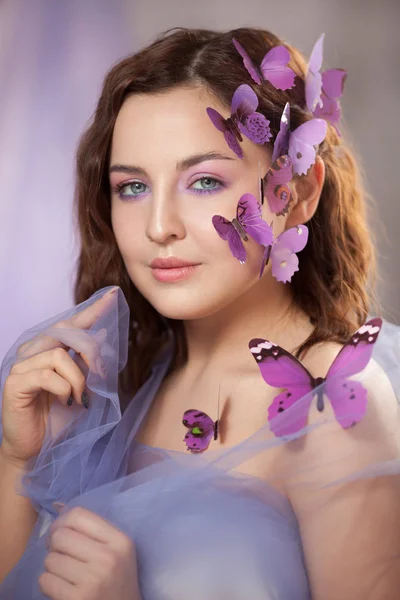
[249,318,383,436]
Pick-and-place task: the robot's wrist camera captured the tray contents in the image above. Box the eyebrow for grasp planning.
[109,151,235,176]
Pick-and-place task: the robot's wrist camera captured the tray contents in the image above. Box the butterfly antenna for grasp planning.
[258,160,264,205]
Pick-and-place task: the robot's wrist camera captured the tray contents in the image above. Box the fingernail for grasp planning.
[67,395,73,406]
[82,391,89,409]
[106,287,118,297]
[52,501,66,514]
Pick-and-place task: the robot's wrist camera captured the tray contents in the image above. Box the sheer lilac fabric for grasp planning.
[1,287,399,599]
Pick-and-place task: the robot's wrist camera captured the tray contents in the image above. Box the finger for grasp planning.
[6,368,79,409]
[9,349,88,406]
[44,551,83,585]
[38,571,76,600]
[16,287,118,364]
[48,527,100,564]
[50,506,124,546]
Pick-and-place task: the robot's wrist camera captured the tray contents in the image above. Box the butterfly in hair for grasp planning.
[232,38,296,90]
[305,33,347,135]
[207,84,272,159]
[272,102,327,176]
[249,318,382,437]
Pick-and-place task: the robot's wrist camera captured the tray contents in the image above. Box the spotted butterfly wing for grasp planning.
[249,318,383,436]
[182,409,219,453]
[324,318,382,428]
[264,155,294,215]
[249,339,315,436]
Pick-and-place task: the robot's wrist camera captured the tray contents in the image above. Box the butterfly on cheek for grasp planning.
[212,193,274,264]
[248,318,383,437]
[207,84,272,160]
[182,410,219,453]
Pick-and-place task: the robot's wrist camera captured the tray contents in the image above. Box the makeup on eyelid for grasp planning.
[111,173,230,200]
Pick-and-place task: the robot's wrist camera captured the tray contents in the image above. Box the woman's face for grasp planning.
[109,86,288,320]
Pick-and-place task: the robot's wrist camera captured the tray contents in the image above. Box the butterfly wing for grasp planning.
[270,225,308,282]
[260,46,296,90]
[182,409,216,453]
[249,338,315,435]
[313,69,347,131]
[272,102,290,162]
[212,215,246,263]
[238,193,274,247]
[206,106,227,133]
[206,107,243,159]
[231,83,258,117]
[288,118,327,175]
[264,155,294,215]
[325,318,382,428]
[231,84,271,146]
[232,38,262,85]
[305,33,324,111]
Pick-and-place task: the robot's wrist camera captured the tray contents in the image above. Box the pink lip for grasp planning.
[150,257,201,283]
[150,257,199,269]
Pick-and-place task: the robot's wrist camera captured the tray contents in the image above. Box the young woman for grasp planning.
[1,27,399,600]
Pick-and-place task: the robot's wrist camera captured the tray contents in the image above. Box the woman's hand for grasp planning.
[0,287,118,468]
[39,506,142,600]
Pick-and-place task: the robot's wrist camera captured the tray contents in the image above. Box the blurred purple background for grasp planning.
[1,0,399,363]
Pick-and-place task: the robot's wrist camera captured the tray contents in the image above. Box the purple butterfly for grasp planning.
[232,38,296,90]
[306,34,347,134]
[272,103,327,176]
[213,193,274,264]
[182,409,219,453]
[263,155,294,216]
[259,225,309,282]
[249,318,382,437]
[207,84,272,159]
[313,69,347,135]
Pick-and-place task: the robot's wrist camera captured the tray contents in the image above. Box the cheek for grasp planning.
[111,205,144,259]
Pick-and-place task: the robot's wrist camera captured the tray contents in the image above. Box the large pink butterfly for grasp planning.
[213,193,274,264]
[207,84,272,159]
[232,38,296,90]
[249,318,382,437]
[259,225,309,282]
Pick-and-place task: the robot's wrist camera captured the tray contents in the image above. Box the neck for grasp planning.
[180,273,308,381]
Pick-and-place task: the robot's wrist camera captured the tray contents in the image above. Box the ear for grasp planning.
[286,157,325,228]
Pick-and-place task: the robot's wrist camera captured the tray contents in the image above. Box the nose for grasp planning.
[145,187,186,244]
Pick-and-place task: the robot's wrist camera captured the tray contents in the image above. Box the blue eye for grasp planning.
[190,177,224,195]
[116,181,149,200]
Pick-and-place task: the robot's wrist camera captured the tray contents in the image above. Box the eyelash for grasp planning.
[113,176,225,201]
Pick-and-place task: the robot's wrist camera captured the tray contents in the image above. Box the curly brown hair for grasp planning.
[73,27,378,407]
